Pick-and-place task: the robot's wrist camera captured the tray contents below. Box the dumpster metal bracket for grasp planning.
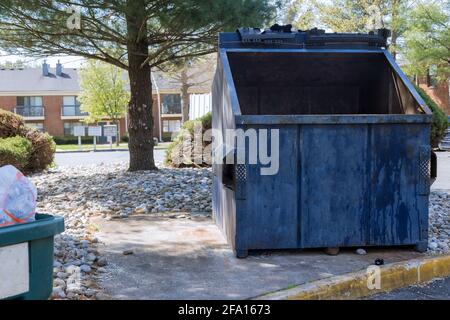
[418,145,431,195]
[235,164,247,200]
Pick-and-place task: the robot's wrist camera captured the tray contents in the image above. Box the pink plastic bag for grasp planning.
[0,165,37,227]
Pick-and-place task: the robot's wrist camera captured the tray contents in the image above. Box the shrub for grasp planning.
[0,109,28,138]
[25,130,56,172]
[415,86,449,148]
[0,136,32,172]
[0,110,55,172]
[162,132,173,142]
[165,112,212,167]
[52,135,93,145]
[120,132,129,143]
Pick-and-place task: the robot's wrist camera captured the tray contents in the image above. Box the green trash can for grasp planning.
[0,214,64,300]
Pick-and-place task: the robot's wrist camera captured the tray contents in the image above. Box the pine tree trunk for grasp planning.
[181,84,190,123]
[126,0,156,171]
[180,68,190,122]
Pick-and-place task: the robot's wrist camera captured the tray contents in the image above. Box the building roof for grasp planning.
[0,64,213,95]
[0,67,80,95]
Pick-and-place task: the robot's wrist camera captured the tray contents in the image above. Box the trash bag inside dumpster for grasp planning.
[0,165,37,227]
[227,52,424,116]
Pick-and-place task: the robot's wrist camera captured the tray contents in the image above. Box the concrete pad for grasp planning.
[92,215,425,300]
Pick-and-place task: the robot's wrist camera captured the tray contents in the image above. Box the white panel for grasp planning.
[0,243,30,299]
[190,93,212,120]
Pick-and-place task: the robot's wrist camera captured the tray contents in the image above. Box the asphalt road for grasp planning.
[369,277,450,300]
[55,149,166,168]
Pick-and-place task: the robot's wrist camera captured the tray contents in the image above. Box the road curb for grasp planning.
[255,255,450,300]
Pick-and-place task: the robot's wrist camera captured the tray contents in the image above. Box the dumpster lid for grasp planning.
[221,24,390,50]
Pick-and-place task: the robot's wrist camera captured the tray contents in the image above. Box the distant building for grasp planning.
[0,61,212,141]
[416,73,450,115]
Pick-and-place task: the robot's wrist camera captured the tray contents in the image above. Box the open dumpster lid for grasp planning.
[220,24,390,49]
[216,25,432,116]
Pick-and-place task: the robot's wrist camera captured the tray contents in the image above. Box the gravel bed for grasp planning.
[30,162,212,299]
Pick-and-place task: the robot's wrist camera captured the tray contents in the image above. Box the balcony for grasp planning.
[61,105,88,119]
[14,106,45,120]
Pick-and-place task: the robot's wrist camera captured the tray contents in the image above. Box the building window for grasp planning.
[162,94,182,114]
[26,123,44,132]
[162,120,181,133]
[15,96,44,117]
[63,96,79,106]
[62,96,86,116]
[17,96,43,107]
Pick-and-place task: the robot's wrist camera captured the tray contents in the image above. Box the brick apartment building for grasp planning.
[417,76,450,115]
[0,61,212,142]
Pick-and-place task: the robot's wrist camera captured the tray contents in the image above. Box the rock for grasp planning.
[66,284,82,295]
[65,265,80,275]
[86,253,97,262]
[53,278,66,289]
[52,286,66,299]
[56,272,69,280]
[80,240,90,248]
[123,250,134,256]
[324,247,340,255]
[85,289,96,297]
[97,257,108,267]
[356,248,367,255]
[80,264,92,273]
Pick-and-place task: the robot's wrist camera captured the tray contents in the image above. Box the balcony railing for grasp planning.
[61,105,88,117]
[14,106,45,118]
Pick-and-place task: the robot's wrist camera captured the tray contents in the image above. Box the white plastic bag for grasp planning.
[0,165,37,227]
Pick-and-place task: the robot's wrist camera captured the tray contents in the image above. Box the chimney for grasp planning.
[42,60,49,76]
[56,60,63,76]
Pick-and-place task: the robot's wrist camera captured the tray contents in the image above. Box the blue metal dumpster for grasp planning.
[212,26,434,258]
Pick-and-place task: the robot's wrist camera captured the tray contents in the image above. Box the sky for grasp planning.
[0,53,84,68]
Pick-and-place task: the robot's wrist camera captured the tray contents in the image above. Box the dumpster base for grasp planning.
[235,243,429,259]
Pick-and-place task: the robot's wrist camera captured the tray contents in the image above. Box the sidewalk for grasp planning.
[93,215,426,300]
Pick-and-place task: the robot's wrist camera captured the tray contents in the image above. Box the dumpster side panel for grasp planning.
[299,124,370,247]
[212,51,239,249]
[238,125,299,250]
[369,124,429,245]
[235,122,429,252]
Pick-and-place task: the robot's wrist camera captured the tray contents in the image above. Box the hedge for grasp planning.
[52,135,94,145]
[415,86,449,148]
[0,136,32,172]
